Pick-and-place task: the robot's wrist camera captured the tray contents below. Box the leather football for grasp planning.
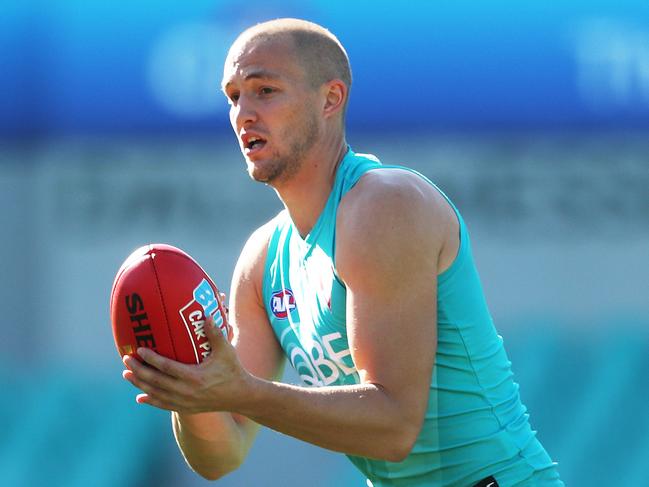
[110,244,229,364]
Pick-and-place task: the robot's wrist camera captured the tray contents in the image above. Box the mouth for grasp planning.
[242,134,268,156]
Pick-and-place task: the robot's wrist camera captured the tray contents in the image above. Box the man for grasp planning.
[122,18,563,486]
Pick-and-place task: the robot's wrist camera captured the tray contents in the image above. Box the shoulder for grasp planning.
[241,212,284,259]
[336,168,458,281]
[232,215,281,296]
[338,168,456,239]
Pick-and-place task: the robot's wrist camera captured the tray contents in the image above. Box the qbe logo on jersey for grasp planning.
[178,278,228,363]
[270,289,296,319]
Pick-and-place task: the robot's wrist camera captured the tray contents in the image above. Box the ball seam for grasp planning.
[149,248,181,362]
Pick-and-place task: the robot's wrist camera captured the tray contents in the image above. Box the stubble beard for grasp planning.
[247,110,320,186]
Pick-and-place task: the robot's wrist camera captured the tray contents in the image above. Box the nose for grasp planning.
[231,95,258,130]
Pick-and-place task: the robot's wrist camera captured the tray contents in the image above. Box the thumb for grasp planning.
[204,314,229,351]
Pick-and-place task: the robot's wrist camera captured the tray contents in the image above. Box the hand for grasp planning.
[122,315,251,414]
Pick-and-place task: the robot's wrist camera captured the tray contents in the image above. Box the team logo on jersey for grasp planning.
[270,289,296,319]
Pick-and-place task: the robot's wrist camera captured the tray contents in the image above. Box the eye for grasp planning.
[259,87,275,96]
[227,92,240,104]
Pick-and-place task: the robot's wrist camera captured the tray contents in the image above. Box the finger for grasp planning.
[123,368,154,391]
[122,366,174,398]
[122,354,137,371]
[135,392,178,412]
[124,369,190,411]
[137,347,192,379]
[123,354,167,381]
[134,384,197,413]
[122,356,182,392]
[205,314,229,350]
[137,394,202,414]
[199,316,229,366]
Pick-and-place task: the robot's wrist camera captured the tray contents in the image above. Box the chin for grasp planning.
[246,162,272,183]
[246,157,284,184]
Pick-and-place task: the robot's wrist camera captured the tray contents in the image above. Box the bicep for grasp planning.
[344,257,438,428]
[230,273,284,384]
[230,222,285,380]
[346,272,437,394]
[227,223,286,440]
[337,173,446,424]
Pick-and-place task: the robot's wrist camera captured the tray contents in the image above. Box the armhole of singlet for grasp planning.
[437,211,468,283]
[330,159,382,289]
[340,164,469,283]
[376,164,469,282]
[261,211,288,311]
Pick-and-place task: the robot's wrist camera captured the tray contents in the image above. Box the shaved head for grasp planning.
[222,19,351,185]
[228,18,352,111]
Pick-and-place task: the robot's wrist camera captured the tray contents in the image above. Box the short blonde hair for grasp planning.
[234,18,352,104]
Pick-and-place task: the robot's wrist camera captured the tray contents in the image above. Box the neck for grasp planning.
[272,132,348,238]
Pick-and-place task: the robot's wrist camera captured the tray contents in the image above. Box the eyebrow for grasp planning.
[222,69,282,91]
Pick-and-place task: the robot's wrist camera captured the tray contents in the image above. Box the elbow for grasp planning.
[172,411,246,481]
[197,468,229,482]
[381,422,420,463]
[384,435,416,463]
[193,457,242,481]
[385,448,412,464]
[370,390,425,463]
[197,470,223,482]
[197,470,229,482]
[188,446,244,481]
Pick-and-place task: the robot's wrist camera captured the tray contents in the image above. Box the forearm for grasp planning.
[172,411,250,480]
[237,378,420,462]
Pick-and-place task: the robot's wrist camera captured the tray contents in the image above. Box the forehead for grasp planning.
[222,35,304,89]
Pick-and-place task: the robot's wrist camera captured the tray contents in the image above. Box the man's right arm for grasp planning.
[172,221,285,480]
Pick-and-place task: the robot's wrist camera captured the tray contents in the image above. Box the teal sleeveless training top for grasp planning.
[262,149,562,486]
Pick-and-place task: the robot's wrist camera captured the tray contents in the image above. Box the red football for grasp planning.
[110,244,229,364]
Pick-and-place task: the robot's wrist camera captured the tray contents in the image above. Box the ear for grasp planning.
[321,79,347,119]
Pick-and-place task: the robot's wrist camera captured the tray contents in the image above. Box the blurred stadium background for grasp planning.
[1,1,648,485]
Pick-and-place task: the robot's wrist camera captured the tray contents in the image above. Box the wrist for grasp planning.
[231,371,269,418]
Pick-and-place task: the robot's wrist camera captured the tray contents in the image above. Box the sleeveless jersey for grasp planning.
[262,149,562,486]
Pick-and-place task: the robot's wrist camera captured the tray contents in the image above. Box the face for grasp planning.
[222,36,321,185]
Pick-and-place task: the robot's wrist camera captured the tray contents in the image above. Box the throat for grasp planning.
[276,142,348,240]
[280,188,330,240]
[288,209,319,240]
